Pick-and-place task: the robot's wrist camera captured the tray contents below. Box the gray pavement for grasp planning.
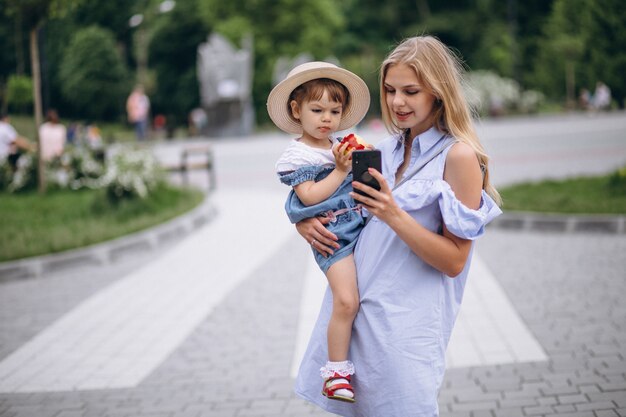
[0,112,625,417]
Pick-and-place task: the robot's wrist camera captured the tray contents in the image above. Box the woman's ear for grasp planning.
[290,100,301,120]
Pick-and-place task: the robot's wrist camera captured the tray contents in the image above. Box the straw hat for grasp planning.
[267,61,370,134]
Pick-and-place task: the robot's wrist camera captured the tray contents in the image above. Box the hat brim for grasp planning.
[267,66,371,135]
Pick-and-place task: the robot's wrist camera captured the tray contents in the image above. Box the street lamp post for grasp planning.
[129,1,175,86]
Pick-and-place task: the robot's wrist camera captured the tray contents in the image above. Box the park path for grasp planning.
[0,112,624,416]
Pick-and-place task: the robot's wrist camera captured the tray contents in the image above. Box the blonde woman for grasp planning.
[294,36,502,416]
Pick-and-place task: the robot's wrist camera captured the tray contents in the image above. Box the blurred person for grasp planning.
[85,123,104,162]
[126,85,151,141]
[39,109,67,161]
[153,114,167,139]
[592,81,611,111]
[66,122,83,145]
[0,112,35,170]
[579,88,592,110]
[268,62,371,403]
[189,107,208,136]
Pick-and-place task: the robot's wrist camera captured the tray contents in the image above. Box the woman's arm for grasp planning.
[293,142,352,206]
[351,143,483,277]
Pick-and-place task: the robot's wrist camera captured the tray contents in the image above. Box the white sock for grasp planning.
[321,360,355,399]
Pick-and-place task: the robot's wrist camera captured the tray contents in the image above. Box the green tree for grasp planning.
[197,0,343,124]
[586,0,626,108]
[58,26,130,120]
[148,0,208,129]
[528,0,590,104]
[4,0,82,192]
[6,74,33,113]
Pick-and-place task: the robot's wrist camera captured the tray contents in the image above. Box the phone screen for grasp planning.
[352,150,382,196]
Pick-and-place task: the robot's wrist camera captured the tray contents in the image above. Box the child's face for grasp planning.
[291,90,343,146]
[384,64,436,137]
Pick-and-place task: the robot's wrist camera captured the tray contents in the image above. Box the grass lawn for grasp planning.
[499,171,626,215]
[0,185,204,262]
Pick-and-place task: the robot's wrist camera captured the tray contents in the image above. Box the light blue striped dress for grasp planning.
[294,127,502,416]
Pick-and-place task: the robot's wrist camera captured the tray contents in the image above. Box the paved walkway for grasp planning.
[0,113,625,416]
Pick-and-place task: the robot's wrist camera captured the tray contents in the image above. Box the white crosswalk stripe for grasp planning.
[0,189,293,393]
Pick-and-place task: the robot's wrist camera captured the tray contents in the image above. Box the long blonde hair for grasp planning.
[380,36,501,204]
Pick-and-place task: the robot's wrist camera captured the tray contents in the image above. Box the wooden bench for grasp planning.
[166,145,216,191]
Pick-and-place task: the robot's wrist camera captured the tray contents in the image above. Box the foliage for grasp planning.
[6,74,33,113]
[500,169,626,215]
[148,0,208,128]
[3,0,82,27]
[6,152,38,192]
[585,0,626,108]
[0,156,13,190]
[0,144,166,205]
[197,0,343,124]
[58,26,130,120]
[71,0,135,45]
[98,148,165,203]
[465,70,544,116]
[0,185,204,261]
[45,145,104,190]
[528,0,589,103]
[3,0,626,127]
[608,166,626,194]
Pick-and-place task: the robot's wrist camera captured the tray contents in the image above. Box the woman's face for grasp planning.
[383,64,436,138]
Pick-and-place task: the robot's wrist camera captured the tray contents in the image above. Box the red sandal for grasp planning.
[321,372,355,403]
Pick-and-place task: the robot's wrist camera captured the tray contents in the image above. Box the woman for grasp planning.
[293,36,502,416]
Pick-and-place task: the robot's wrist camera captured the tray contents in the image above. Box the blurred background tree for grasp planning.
[0,0,624,133]
[196,0,343,125]
[3,0,82,192]
[585,0,626,107]
[148,0,209,130]
[58,26,130,121]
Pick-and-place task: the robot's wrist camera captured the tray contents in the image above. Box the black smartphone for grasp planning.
[352,150,382,196]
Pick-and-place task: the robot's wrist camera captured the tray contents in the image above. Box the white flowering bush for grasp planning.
[465,70,544,116]
[1,146,166,204]
[0,156,13,190]
[46,146,104,190]
[98,148,166,202]
[7,153,37,192]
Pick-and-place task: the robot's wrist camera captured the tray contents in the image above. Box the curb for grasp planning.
[0,195,217,283]
[1,206,623,284]
[489,211,626,234]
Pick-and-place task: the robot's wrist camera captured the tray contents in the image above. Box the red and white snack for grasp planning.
[339,133,370,154]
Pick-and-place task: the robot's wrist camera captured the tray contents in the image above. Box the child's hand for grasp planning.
[333,142,352,173]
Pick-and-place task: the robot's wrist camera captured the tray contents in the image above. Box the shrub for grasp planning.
[608,166,626,193]
[46,146,104,190]
[58,26,130,120]
[6,153,38,193]
[97,148,166,203]
[6,75,33,114]
[465,70,544,116]
[0,146,166,205]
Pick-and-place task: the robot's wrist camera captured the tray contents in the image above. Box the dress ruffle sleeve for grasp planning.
[278,165,327,187]
[396,179,502,240]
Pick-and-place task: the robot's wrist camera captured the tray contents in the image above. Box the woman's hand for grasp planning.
[350,168,402,224]
[295,217,340,257]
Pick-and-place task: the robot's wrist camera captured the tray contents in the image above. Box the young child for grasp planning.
[267,61,371,403]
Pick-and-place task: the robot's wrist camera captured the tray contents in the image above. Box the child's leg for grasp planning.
[325,254,359,362]
[321,254,359,402]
